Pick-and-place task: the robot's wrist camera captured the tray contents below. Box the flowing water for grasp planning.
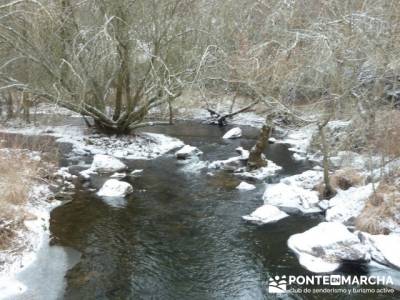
[2,122,399,299]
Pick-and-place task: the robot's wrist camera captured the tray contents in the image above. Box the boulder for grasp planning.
[236,162,282,181]
[110,172,127,179]
[97,179,133,197]
[288,222,370,273]
[175,145,203,159]
[209,156,245,171]
[236,181,256,191]
[242,204,289,225]
[360,232,400,269]
[222,127,242,139]
[326,184,373,223]
[90,154,127,173]
[235,147,250,160]
[263,183,321,214]
[79,168,97,180]
[130,169,143,176]
[281,170,323,190]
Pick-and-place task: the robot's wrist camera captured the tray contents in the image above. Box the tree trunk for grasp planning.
[319,125,336,199]
[247,124,271,169]
[6,91,13,120]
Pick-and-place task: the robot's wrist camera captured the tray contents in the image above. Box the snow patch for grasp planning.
[236,161,282,181]
[326,184,374,223]
[263,183,321,214]
[288,222,370,273]
[97,179,133,198]
[89,154,127,173]
[222,127,242,139]
[175,145,202,159]
[243,204,289,225]
[236,182,256,191]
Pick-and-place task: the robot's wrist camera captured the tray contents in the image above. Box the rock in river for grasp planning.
[242,204,289,225]
[288,222,370,273]
[97,179,133,197]
[236,181,256,191]
[175,145,203,159]
[222,127,242,139]
[90,154,127,173]
[263,182,321,214]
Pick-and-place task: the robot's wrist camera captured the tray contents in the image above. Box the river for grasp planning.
[2,121,399,299]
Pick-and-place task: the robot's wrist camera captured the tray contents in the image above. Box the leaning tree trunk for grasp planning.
[248,124,271,169]
[319,124,336,199]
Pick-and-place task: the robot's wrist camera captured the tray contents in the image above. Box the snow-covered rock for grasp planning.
[54,167,76,181]
[236,161,282,180]
[360,232,400,269]
[222,127,242,139]
[209,156,245,171]
[97,179,133,197]
[236,182,256,191]
[263,183,321,214]
[242,204,289,225]
[130,169,143,176]
[288,222,370,273]
[330,151,367,170]
[235,147,250,160]
[175,145,203,159]
[279,124,316,154]
[79,169,97,180]
[326,184,374,223]
[110,172,127,179]
[281,170,323,190]
[90,154,127,173]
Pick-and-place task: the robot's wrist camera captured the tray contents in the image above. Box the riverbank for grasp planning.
[0,104,399,297]
[0,148,59,299]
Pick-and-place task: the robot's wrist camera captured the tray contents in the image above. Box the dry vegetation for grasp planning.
[0,146,55,251]
[356,173,400,234]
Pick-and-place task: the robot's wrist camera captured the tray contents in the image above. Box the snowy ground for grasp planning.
[0,185,60,299]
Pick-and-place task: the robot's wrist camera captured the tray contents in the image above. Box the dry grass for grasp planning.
[0,142,56,250]
[372,110,400,158]
[314,168,365,199]
[355,174,400,235]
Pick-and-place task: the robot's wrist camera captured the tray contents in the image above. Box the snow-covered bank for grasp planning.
[0,124,185,160]
[288,222,370,273]
[0,185,60,299]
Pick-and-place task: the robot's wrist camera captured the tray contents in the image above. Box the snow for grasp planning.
[326,184,374,223]
[278,124,316,155]
[130,169,143,176]
[79,168,97,180]
[330,151,370,171]
[0,185,59,300]
[97,179,133,197]
[235,147,250,160]
[0,126,184,161]
[209,156,245,171]
[263,183,321,214]
[110,172,127,179]
[242,204,289,225]
[360,232,400,269]
[236,181,256,191]
[222,127,242,139]
[175,145,203,159]
[89,154,127,173]
[288,222,370,273]
[236,161,282,181]
[281,170,322,190]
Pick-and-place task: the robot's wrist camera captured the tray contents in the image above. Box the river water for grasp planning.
[2,122,399,299]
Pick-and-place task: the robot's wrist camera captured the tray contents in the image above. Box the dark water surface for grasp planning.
[3,121,399,299]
